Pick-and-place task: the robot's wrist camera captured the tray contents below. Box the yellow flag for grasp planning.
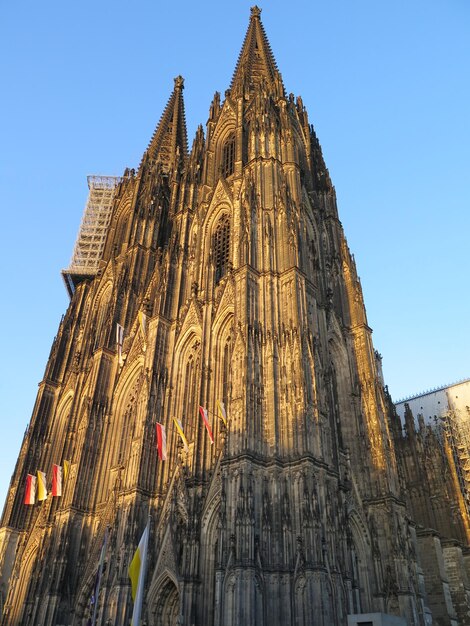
[63,460,71,482]
[37,470,48,501]
[217,400,227,426]
[173,417,189,452]
[128,523,149,626]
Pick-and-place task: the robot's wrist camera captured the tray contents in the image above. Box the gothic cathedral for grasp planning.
[1,7,469,626]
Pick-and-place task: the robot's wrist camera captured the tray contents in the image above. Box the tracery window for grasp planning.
[213,216,231,283]
[222,134,235,178]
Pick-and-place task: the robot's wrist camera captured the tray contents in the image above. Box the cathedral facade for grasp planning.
[1,7,469,625]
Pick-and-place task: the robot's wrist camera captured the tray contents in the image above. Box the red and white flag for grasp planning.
[156,422,167,461]
[199,406,214,445]
[24,473,36,505]
[52,464,62,497]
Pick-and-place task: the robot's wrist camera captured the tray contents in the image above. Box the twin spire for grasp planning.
[230,6,284,97]
[144,7,283,169]
[144,75,188,173]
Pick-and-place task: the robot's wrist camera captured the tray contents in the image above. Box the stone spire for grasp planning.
[230,6,284,98]
[144,75,188,173]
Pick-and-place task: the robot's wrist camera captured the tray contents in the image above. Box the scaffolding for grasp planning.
[442,408,470,517]
[62,175,121,297]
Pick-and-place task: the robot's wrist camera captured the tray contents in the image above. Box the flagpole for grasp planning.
[91,527,108,626]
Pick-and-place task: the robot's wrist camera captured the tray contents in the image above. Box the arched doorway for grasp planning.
[151,578,180,626]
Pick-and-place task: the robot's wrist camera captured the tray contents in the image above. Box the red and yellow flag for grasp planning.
[24,473,36,505]
[156,422,167,461]
[199,406,214,444]
[37,470,48,501]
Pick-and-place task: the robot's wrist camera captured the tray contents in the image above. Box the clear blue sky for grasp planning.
[1,0,469,507]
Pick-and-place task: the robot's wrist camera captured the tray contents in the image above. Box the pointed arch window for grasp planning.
[222,338,231,406]
[93,285,112,350]
[118,397,137,466]
[213,215,231,284]
[183,353,199,441]
[222,134,236,178]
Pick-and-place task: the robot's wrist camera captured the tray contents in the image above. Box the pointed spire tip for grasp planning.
[141,77,188,170]
[231,5,283,96]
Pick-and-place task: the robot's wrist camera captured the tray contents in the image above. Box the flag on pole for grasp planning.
[116,322,124,346]
[173,417,189,452]
[217,400,227,426]
[128,522,150,626]
[156,422,167,461]
[91,527,108,626]
[116,323,124,366]
[24,473,36,505]
[138,311,147,351]
[52,464,62,497]
[63,460,71,482]
[199,406,214,444]
[37,470,48,501]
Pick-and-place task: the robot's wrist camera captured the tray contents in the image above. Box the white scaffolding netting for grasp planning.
[66,175,121,276]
